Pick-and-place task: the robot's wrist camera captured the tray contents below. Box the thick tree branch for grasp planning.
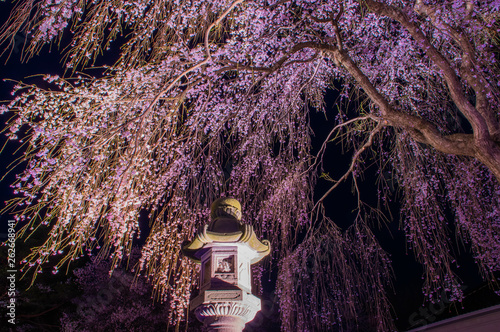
[362,0,500,181]
[220,48,318,73]
[296,41,476,156]
[413,0,500,140]
[363,0,495,145]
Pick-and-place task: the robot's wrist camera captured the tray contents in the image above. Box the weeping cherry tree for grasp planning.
[1,0,499,330]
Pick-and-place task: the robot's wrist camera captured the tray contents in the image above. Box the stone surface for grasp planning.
[182,198,270,332]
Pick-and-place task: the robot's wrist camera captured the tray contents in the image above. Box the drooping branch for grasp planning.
[0,0,38,61]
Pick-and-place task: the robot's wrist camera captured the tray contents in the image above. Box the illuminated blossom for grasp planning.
[1,0,499,330]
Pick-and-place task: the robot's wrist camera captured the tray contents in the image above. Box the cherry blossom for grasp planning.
[1,0,499,330]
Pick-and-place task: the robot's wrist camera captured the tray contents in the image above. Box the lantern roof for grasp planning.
[182,198,270,264]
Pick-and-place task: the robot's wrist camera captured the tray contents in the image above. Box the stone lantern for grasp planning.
[182,198,271,332]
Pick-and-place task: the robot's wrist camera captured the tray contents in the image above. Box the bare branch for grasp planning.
[314,122,384,210]
[306,115,378,176]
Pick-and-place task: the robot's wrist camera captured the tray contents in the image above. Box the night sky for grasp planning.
[0,1,498,331]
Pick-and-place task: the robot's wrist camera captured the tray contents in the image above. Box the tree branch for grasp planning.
[314,122,384,210]
[297,41,477,156]
[363,0,500,181]
[364,0,491,142]
[413,0,500,140]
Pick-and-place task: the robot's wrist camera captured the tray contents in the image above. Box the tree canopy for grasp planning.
[1,0,499,330]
